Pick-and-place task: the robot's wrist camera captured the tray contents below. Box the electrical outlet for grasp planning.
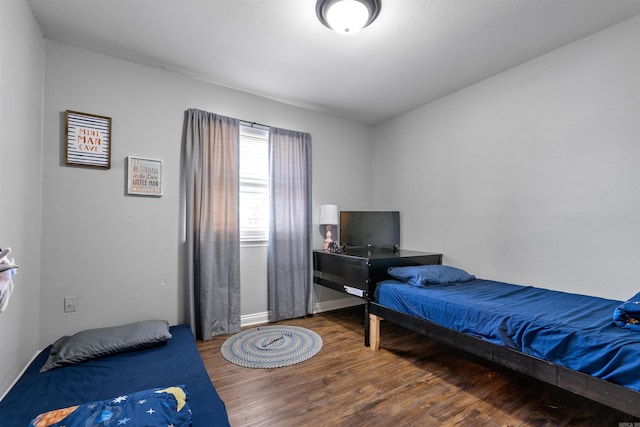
[64,296,77,313]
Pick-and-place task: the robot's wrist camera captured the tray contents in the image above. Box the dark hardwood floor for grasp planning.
[198,306,638,426]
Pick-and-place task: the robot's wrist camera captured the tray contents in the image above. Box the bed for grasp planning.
[0,321,230,427]
[367,265,640,418]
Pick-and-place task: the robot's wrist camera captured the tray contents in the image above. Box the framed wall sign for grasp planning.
[65,110,112,169]
[127,156,163,196]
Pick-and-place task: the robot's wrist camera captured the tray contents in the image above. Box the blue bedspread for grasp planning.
[375,279,640,391]
[0,325,229,427]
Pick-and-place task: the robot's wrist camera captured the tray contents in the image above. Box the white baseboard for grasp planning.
[1,350,40,402]
[241,311,269,327]
[240,298,363,328]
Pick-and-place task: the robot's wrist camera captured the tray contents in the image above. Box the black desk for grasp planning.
[313,247,442,345]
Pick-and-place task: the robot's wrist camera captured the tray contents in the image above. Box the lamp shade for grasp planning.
[319,204,339,225]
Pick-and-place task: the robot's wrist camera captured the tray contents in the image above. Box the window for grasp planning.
[239,125,269,243]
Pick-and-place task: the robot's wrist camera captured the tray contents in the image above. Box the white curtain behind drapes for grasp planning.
[267,127,313,322]
[185,109,241,340]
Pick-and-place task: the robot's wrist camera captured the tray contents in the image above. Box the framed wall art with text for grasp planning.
[127,156,163,197]
[65,110,112,169]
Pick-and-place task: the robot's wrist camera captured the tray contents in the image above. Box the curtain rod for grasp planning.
[239,120,270,130]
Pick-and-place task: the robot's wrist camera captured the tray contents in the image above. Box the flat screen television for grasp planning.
[339,211,400,248]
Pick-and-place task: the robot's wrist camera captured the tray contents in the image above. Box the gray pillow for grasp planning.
[40,319,172,373]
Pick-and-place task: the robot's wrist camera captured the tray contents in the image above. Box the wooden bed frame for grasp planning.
[367,300,640,418]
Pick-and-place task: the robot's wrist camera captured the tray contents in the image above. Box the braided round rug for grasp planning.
[220,325,323,369]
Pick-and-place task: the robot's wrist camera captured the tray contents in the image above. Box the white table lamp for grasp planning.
[319,204,339,251]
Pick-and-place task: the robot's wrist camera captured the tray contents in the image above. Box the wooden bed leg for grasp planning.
[369,314,383,351]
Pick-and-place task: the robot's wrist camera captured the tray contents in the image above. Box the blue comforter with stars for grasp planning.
[29,386,192,427]
[0,325,229,427]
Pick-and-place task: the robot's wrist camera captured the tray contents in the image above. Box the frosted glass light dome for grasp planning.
[316,0,382,35]
[326,0,369,34]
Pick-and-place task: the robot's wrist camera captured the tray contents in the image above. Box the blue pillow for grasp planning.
[613,291,640,332]
[387,265,476,286]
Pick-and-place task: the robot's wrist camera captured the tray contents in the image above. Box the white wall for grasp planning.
[8,1,635,398]
[372,16,640,300]
[0,0,44,394]
[38,41,371,347]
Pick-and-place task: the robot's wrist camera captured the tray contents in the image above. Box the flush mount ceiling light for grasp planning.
[316,0,382,35]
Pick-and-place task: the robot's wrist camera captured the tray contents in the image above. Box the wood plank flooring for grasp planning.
[197,306,639,426]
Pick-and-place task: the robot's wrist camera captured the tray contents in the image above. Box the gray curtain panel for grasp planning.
[185,109,241,340]
[267,127,313,322]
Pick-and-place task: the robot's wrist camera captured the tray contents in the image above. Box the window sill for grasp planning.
[240,240,269,248]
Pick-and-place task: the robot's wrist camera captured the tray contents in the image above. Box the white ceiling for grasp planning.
[26,0,640,124]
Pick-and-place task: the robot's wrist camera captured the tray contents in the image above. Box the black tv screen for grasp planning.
[339,211,400,248]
